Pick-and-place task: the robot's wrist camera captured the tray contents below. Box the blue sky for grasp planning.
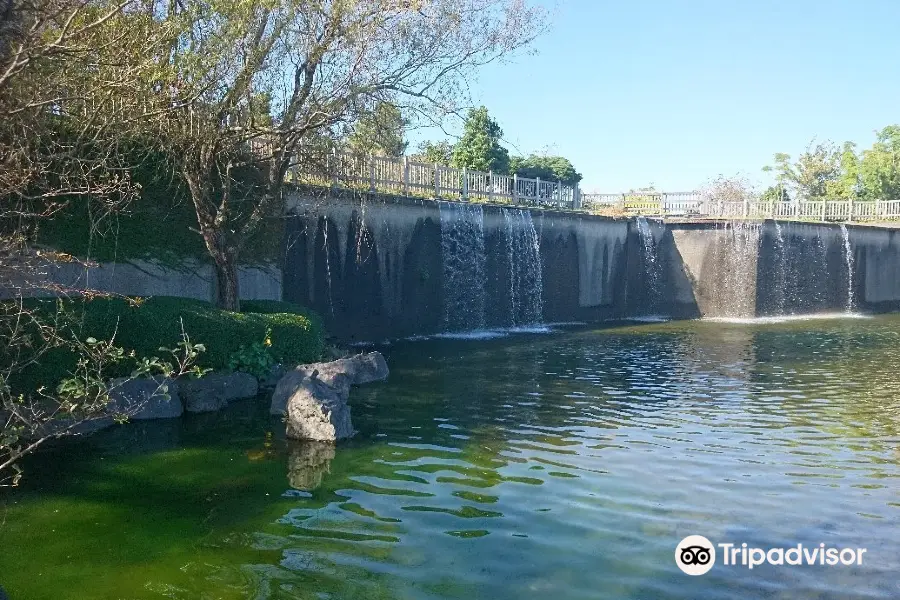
[411,0,900,192]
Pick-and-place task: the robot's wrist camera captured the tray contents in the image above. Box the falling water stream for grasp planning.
[502,208,543,326]
[772,221,788,314]
[439,202,487,331]
[636,217,662,314]
[716,221,760,317]
[840,224,855,312]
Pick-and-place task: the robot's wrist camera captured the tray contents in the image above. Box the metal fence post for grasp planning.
[488,171,494,203]
[557,180,563,208]
[462,167,468,200]
[821,200,826,221]
[535,176,541,205]
[743,197,750,218]
[513,174,519,205]
[848,196,854,222]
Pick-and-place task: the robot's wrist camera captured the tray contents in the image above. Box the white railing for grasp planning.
[291,151,581,209]
[580,193,900,222]
[285,148,900,222]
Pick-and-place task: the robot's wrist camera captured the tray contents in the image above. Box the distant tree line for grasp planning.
[355,104,583,187]
[762,126,900,202]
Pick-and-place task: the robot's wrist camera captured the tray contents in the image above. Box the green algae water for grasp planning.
[2,316,900,599]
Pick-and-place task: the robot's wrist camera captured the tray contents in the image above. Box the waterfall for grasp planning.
[636,217,662,314]
[772,221,788,314]
[840,224,855,312]
[439,202,487,331]
[717,221,760,317]
[502,208,543,326]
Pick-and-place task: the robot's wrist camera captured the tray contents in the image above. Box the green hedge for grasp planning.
[11,296,325,395]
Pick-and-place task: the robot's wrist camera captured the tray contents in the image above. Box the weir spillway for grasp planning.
[282,193,900,340]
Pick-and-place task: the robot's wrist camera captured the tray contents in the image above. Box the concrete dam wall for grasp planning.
[282,193,900,340]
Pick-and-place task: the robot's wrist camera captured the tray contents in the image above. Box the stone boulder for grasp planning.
[107,376,182,420]
[179,371,259,413]
[270,352,388,441]
[270,352,388,415]
[282,373,354,441]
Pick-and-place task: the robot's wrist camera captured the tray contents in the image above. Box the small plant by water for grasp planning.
[228,328,277,381]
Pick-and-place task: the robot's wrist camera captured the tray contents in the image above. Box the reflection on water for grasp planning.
[2,317,900,599]
[286,441,335,491]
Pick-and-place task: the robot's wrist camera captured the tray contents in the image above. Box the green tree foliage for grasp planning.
[509,154,583,186]
[768,126,900,203]
[347,102,408,157]
[451,106,510,173]
[760,185,791,203]
[764,143,840,200]
[859,125,900,200]
[411,140,455,165]
[829,141,861,199]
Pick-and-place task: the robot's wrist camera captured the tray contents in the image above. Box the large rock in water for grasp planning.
[283,374,354,441]
[107,376,182,419]
[271,352,388,441]
[179,371,259,413]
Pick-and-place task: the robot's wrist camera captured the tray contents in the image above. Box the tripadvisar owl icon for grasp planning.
[675,535,717,575]
[680,545,712,566]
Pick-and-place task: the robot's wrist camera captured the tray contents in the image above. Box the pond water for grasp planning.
[2,316,900,599]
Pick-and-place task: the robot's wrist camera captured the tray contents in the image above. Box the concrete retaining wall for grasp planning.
[10,259,282,304]
[283,192,900,340]
[10,191,899,339]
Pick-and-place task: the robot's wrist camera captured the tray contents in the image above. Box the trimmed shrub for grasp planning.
[12,296,325,395]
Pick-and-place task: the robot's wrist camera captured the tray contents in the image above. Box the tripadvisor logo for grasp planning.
[675,535,716,575]
[675,535,868,575]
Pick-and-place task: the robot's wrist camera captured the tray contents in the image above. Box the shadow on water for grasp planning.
[3,318,900,599]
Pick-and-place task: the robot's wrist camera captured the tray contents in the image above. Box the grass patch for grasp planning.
[10,296,325,395]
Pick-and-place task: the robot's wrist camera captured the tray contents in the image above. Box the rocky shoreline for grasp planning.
[64,352,388,442]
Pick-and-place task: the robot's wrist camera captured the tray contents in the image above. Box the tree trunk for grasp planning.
[214,254,240,312]
[200,225,241,311]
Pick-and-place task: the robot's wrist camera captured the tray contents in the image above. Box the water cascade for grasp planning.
[501,208,544,326]
[717,221,760,317]
[771,221,788,314]
[439,202,487,331]
[840,224,855,312]
[636,217,663,314]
